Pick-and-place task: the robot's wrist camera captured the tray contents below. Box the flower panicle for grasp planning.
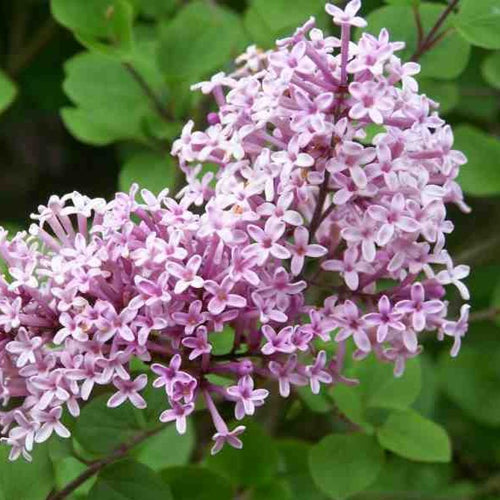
[0,0,470,461]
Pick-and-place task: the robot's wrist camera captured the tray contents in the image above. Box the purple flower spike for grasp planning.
[0,0,471,461]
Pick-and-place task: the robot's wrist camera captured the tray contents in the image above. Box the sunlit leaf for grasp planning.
[0,70,17,114]
[376,410,451,462]
[455,0,500,49]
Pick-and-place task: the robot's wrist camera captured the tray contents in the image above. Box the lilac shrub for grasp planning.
[0,0,470,461]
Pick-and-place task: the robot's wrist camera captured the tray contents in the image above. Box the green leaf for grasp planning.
[331,356,421,429]
[367,358,421,410]
[0,70,17,114]
[119,152,176,194]
[244,0,326,48]
[297,385,334,414]
[0,443,54,500]
[48,436,74,462]
[205,421,280,488]
[383,0,419,4]
[493,280,500,327]
[61,107,128,146]
[376,410,451,462]
[210,326,235,356]
[363,3,471,79]
[158,1,248,82]
[62,40,164,145]
[133,422,195,471]
[363,455,452,495]
[439,344,500,426]
[136,0,179,18]
[419,79,459,114]
[51,0,134,55]
[411,354,438,418]
[74,393,142,456]
[309,434,384,499]
[278,440,328,500]
[481,51,500,90]
[456,51,499,121]
[440,396,500,466]
[455,0,500,49]
[249,481,292,500]
[161,466,233,500]
[88,460,172,500]
[54,457,96,497]
[454,125,500,196]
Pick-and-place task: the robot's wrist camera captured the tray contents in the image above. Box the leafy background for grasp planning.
[0,0,500,499]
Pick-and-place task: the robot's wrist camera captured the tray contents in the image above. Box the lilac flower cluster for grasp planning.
[0,0,470,461]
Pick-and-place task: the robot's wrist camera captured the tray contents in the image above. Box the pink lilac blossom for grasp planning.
[0,0,470,461]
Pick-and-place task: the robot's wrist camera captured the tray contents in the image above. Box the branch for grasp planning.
[47,425,163,500]
[8,19,58,77]
[308,171,331,242]
[413,3,424,49]
[469,307,500,323]
[410,0,459,61]
[123,62,172,123]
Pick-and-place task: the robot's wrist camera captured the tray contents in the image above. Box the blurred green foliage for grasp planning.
[0,0,500,499]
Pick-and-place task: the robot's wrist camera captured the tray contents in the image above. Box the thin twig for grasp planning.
[413,3,424,49]
[308,171,331,241]
[47,425,163,500]
[6,3,30,71]
[123,62,172,123]
[455,236,500,265]
[411,0,459,61]
[423,26,455,53]
[8,19,58,77]
[469,307,500,323]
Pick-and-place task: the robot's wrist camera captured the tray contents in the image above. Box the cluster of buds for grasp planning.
[0,0,469,461]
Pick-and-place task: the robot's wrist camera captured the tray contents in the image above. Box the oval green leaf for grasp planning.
[88,460,172,500]
[158,1,248,82]
[439,344,500,427]
[0,70,17,114]
[455,0,500,49]
[74,393,142,456]
[376,410,451,463]
[0,444,54,500]
[309,434,384,499]
[51,0,134,53]
[133,422,195,471]
[119,152,176,194]
[454,125,500,196]
[278,440,328,500]
[205,421,279,488]
[161,466,233,500]
[481,51,500,90]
